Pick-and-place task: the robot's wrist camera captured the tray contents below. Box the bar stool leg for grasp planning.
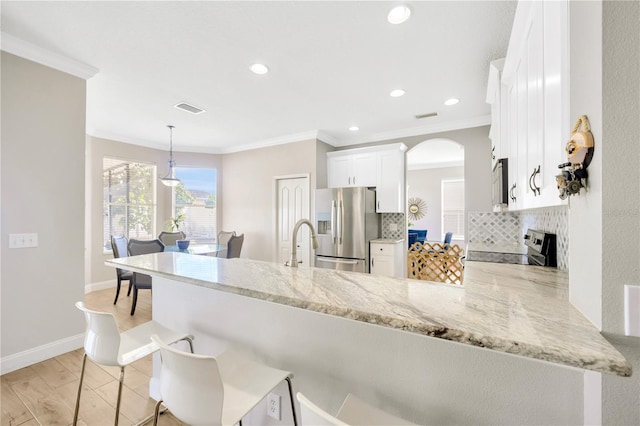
[114,366,125,426]
[286,377,298,426]
[72,353,88,426]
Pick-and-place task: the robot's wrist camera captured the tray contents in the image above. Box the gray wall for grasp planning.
[221,139,321,262]
[1,52,86,359]
[407,166,465,243]
[86,135,222,287]
[568,2,640,425]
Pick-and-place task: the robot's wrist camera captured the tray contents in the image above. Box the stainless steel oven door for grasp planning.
[314,256,366,273]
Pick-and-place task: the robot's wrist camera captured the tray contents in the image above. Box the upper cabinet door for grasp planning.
[327,152,377,188]
[376,148,405,213]
[352,153,378,187]
[328,156,352,188]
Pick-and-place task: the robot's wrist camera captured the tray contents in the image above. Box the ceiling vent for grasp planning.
[174,102,206,115]
[415,112,438,119]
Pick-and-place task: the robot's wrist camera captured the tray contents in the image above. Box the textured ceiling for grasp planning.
[1,1,517,154]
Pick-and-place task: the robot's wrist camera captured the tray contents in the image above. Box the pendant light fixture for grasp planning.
[160,125,181,187]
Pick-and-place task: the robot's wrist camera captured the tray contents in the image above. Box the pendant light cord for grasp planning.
[168,125,175,167]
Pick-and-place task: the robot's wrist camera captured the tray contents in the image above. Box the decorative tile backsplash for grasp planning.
[468,206,568,270]
[468,212,521,245]
[381,213,406,240]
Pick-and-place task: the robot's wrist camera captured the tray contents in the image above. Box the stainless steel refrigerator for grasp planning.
[314,187,380,272]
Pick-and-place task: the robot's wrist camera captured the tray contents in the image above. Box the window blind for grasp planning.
[441,179,465,239]
[103,157,156,251]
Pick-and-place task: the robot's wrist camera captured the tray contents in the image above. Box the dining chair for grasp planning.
[158,230,186,246]
[296,392,415,425]
[216,230,236,257]
[226,233,244,258]
[110,235,133,305]
[127,238,165,315]
[443,231,453,245]
[73,302,193,426]
[151,334,298,426]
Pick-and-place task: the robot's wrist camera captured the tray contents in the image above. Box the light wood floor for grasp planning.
[1,288,184,426]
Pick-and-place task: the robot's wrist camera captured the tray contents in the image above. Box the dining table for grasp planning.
[164,243,227,257]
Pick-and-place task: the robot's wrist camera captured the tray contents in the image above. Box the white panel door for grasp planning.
[277,177,310,267]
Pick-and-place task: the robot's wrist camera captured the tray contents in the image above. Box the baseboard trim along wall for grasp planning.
[1,333,84,375]
[85,279,115,294]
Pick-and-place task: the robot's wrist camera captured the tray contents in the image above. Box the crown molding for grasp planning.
[219,130,322,154]
[90,115,491,155]
[1,32,99,80]
[336,115,492,147]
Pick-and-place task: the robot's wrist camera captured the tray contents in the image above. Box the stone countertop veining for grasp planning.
[106,253,631,377]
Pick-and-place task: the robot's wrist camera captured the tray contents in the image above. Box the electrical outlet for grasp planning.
[267,392,281,420]
[389,223,398,232]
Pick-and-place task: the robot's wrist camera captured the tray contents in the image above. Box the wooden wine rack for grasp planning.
[407,242,465,285]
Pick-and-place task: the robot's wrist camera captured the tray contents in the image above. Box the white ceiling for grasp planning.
[1,1,516,154]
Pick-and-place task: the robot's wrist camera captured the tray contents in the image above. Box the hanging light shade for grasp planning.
[160,125,181,187]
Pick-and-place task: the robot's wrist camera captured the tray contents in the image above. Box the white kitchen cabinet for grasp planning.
[376,145,406,213]
[327,144,406,213]
[496,0,568,211]
[486,58,506,168]
[370,240,404,278]
[327,151,377,188]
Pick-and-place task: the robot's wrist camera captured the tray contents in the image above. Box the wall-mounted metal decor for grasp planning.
[407,197,427,221]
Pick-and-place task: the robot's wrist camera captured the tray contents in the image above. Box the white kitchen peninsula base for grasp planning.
[106,253,630,425]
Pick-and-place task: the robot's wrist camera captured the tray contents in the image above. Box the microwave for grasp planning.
[492,158,509,209]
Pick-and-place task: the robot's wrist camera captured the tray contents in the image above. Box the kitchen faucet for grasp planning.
[286,219,319,267]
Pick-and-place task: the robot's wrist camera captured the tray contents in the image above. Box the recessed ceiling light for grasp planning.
[444,98,460,106]
[250,63,269,75]
[390,89,406,98]
[387,5,412,24]
[349,126,360,131]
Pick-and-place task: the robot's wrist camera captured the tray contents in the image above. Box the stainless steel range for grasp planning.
[524,229,557,267]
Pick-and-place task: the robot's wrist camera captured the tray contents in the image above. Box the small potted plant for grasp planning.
[167,212,185,232]
[167,213,190,249]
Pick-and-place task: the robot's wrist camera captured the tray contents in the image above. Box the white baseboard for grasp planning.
[85,279,115,294]
[1,333,84,375]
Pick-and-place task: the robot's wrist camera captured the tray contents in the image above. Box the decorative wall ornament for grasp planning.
[556,115,594,199]
[407,197,427,221]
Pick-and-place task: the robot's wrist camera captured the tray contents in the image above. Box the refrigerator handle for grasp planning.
[338,200,343,244]
[331,199,337,244]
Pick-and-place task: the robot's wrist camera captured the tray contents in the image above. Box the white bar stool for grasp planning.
[296,391,416,425]
[73,301,194,426]
[151,334,298,426]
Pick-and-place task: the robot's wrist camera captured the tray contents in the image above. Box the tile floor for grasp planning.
[1,288,184,426]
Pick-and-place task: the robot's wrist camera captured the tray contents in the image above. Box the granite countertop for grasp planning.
[370,238,404,244]
[106,253,631,377]
[467,242,528,254]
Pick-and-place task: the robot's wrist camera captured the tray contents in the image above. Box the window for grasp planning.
[103,158,156,251]
[441,178,465,240]
[173,167,217,242]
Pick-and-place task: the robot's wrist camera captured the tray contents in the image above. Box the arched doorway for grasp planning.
[406,139,465,246]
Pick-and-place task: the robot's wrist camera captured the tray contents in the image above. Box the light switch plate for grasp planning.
[8,233,38,248]
[624,285,640,337]
[389,223,398,232]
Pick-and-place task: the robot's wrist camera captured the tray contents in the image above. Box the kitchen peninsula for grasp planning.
[106,253,631,425]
